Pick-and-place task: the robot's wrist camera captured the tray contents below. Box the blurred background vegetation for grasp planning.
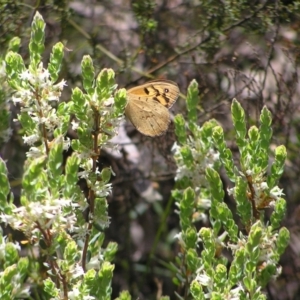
[1,0,300,299]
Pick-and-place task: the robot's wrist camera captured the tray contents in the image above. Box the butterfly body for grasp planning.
[125,80,179,137]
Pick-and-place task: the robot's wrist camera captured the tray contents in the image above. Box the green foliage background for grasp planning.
[0,0,299,299]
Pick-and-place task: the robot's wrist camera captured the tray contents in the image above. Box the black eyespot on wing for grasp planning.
[144,87,150,95]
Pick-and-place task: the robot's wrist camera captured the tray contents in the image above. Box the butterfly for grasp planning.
[125,80,179,137]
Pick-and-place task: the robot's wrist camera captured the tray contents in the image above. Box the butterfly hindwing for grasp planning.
[125,80,179,136]
[125,97,170,137]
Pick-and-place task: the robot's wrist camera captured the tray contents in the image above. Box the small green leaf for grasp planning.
[235,176,252,225]
[268,145,286,187]
[5,52,26,89]
[174,114,187,144]
[81,55,95,94]
[0,158,10,211]
[29,12,45,67]
[44,278,60,297]
[48,42,64,82]
[231,99,247,148]
[115,290,132,300]
[22,156,47,199]
[8,37,21,52]
[206,168,224,203]
[186,249,201,272]
[101,168,112,183]
[104,242,118,262]
[186,79,200,123]
[276,227,290,256]
[180,146,194,168]
[214,264,227,289]
[4,243,19,267]
[114,88,127,112]
[64,241,79,264]
[212,126,237,181]
[184,228,198,249]
[190,280,205,299]
[47,137,63,180]
[270,198,286,230]
[95,68,116,103]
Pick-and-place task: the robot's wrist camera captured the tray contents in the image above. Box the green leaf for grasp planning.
[22,156,47,200]
[64,154,81,198]
[71,87,87,120]
[64,241,79,264]
[0,158,10,212]
[231,99,247,148]
[186,79,200,123]
[228,249,245,285]
[18,112,36,132]
[248,126,259,153]
[184,228,198,249]
[276,227,290,256]
[234,176,252,225]
[8,37,21,52]
[101,168,112,183]
[180,146,194,168]
[186,249,201,272]
[179,187,195,230]
[268,145,286,187]
[115,290,132,300]
[214,264,227,289]
[17,257,29,276]
[81,55,95,94]
[48,42,64,82]
[259,264,276,287]
[104,242,118,262]
[4,243,19,268]
[259,106,272,151]
[55,102,71,136]
[95,68,117,103]
[44,278,60,297]
[206,168,224,204]
[174,114,187,144]
[212,126,237,182]
[114,88,127,112]
[47,137,63,183]
[29,12,45,67]
[93,262,114,298]
[5,52,26,89]
[190,280,205,299]
[270,198,286,230]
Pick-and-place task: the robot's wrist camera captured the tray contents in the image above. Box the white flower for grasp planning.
[19,70,33,81]
[26,147,44,158]
[245,169,253,176]
[71,264,84,278]
[68,288,80,299]
[54,79,67,90]
[229,283,244,299]
[12,95,23,104]
[260,182,268,190]
[71,120,79,130]
[23,134,40,145]
[63,138,71,150]
[195,273,211,286]
[78,170,90,179]
[270,186,284,199]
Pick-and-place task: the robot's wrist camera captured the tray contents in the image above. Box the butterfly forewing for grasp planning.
[127,80,179,108]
